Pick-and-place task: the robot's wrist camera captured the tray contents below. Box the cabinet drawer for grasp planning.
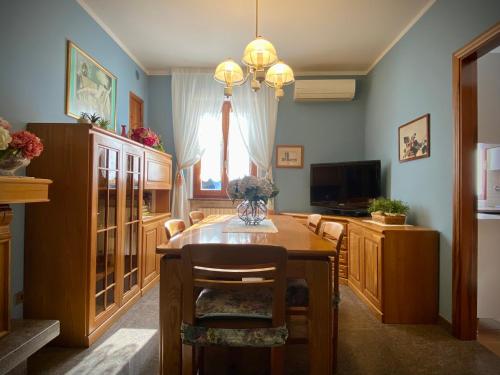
[144,150,172,190]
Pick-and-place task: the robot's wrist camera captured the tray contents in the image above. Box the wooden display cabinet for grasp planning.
[24,124,172,346]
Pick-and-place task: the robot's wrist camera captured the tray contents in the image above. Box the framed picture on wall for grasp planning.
[276,145,304,168]
[398,114,430,162]
[66,40,117,129]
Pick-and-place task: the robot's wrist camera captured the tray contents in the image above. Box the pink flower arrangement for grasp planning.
[10,131,44,160]
[131,127,164,151]
[0,117,44,162]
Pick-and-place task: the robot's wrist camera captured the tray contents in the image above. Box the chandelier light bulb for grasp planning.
[242,37,278,71]
[265,61,295,99]
[214,59,245,96]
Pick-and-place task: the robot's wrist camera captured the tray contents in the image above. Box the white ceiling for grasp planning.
[78,0,435,75]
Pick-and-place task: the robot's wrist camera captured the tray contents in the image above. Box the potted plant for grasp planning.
[78,112,101,125]
[97,118,111,131]
[368,197,409,225]
[78,112,91,124]
[0,117,44,176]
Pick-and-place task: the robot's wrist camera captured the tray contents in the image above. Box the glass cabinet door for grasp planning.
[123,149,142,296]
[95,144,120,318]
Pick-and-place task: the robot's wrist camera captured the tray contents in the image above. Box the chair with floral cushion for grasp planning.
[188,210,205,226]
[181,243,288,374]
[164,219,186,240]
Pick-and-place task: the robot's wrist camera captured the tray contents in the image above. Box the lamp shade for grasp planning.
[214,59,245,86]
[242,37,278,69]
[265,61,295,88]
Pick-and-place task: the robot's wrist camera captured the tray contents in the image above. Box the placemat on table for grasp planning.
[222,218,278,233]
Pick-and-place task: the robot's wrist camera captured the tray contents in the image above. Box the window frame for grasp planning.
[193,101,256,199]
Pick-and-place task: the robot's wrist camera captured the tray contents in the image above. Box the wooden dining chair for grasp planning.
[286,221,344,368]
[320,222,344,368]
[165,219,186,240]
[181,244,288,375]
[306,214,322,234]
[286,214,322,314]
[188,211,205,226]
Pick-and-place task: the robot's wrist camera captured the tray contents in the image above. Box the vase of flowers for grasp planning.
[227,176,279,225]
[0,118,44,176]
[130,127,165,152]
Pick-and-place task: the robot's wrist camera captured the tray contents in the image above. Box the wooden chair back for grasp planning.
[181,244,288,327]
[165,219,186,240]
[188,211,205,225]
[306,214,322,234]
[319,222,345,296]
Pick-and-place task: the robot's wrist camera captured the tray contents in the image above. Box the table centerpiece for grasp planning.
[227,176,279,225]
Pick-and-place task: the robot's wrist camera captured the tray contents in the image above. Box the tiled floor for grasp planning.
[28,285,500,374]
[478,319,500,357]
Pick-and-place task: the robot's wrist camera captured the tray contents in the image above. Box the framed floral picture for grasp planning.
[398,114,430,162]
[276,145,304,168]
[66,41,117,129]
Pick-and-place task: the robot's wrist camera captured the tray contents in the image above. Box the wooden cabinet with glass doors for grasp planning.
[24,124,172,347]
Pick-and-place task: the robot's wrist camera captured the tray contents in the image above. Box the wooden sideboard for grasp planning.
[281,212,439,323]
[24,123,172,346]
[0,177,52,339]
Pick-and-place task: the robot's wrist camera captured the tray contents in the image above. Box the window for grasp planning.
[193,101,256,198]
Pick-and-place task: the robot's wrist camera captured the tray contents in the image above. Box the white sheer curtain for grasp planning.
[231,81,279,207]
[171,68,223,222]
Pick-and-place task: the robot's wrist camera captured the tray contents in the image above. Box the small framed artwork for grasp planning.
[398,114,430,162]
[276,145,304,168]
[66,40,117,129]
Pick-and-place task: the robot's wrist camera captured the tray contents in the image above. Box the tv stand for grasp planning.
[321,207,368,217]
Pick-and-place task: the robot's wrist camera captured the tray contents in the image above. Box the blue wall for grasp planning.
[0,0,149,318]
[363,0,500,321]
[146,76,367,214]
[148,76,175,161]
[274,78,366,212]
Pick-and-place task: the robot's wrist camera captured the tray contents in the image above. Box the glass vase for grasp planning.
[237,199,267,225]
[0,154,30,176]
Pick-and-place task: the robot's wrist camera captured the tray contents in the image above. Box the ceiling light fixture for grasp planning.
[214,0,294,100]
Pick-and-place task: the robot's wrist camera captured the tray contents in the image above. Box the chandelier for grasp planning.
[214,0,294,100]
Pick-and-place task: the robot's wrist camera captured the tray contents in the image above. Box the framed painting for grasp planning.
[398,114,430,162]
[276,145,304,168]
[66,41,117,129]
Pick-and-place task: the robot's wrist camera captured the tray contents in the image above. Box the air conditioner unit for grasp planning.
[293,79,356,102]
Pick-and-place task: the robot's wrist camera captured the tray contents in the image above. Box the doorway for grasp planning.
[129,92,144,130]
[452,22,500,341]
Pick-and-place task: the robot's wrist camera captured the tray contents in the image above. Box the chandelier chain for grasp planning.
[255,0,259,37]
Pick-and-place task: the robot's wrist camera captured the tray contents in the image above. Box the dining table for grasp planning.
[156,214,336,374]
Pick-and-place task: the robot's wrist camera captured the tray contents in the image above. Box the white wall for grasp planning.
[478,218,500,319]
[478,53,500,143]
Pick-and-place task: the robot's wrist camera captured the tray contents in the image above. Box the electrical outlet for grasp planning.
[14,291,24,305]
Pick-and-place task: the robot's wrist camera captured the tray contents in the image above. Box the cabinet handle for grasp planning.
[495,186,500,192]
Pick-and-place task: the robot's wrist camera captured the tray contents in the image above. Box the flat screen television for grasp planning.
[310,160,381,214]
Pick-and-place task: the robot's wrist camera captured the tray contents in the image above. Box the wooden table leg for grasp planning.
[160,255,182,375]
[305,259,332,374]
